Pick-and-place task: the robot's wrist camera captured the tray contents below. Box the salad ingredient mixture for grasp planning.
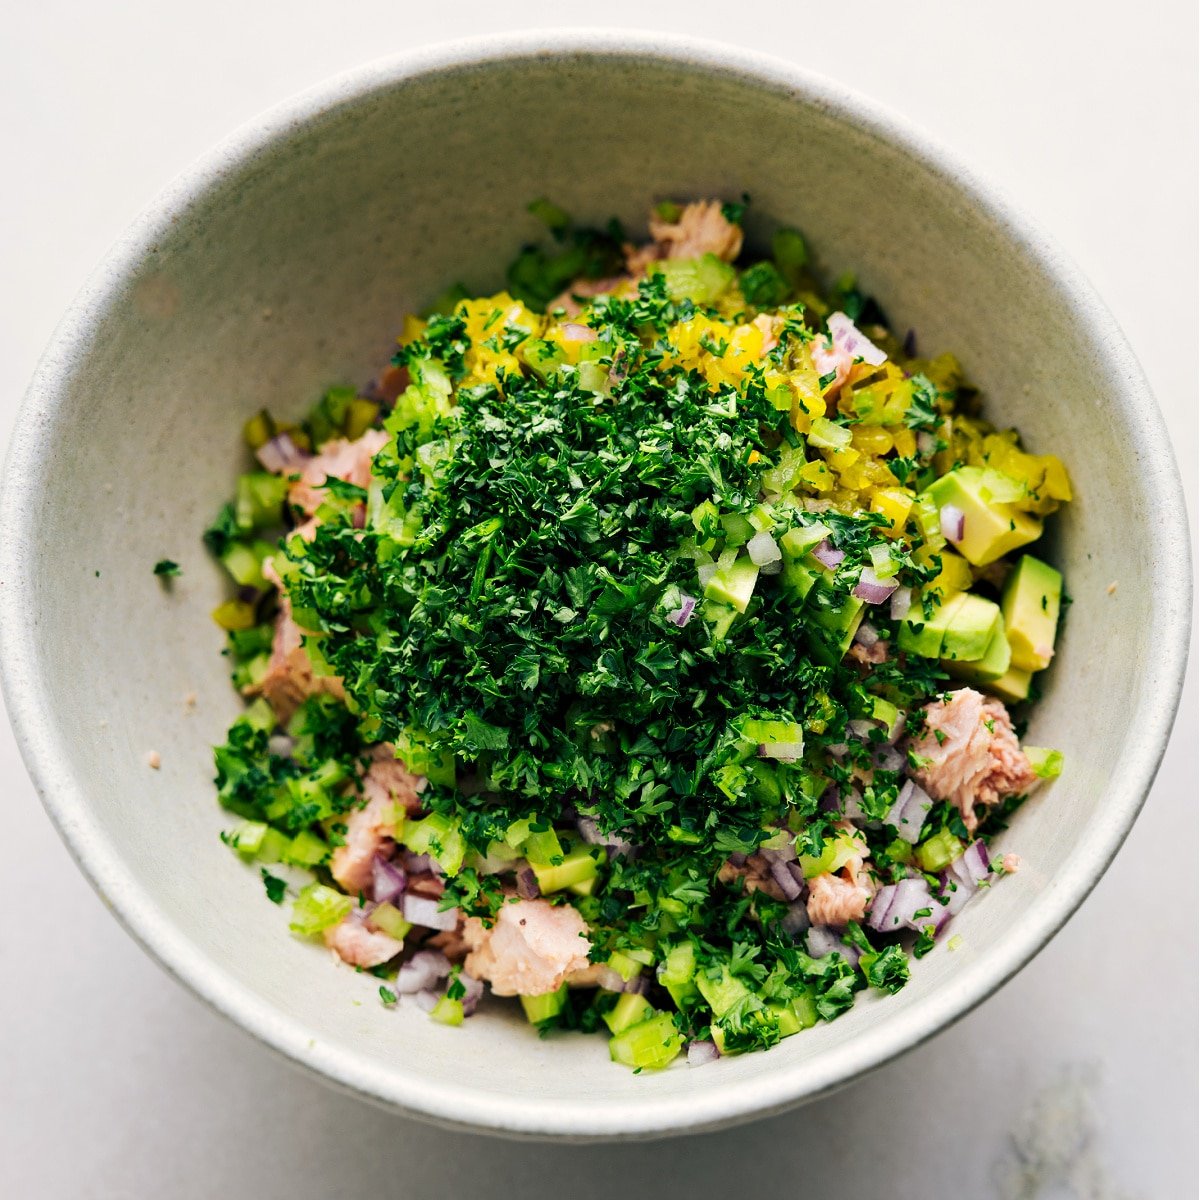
[204,198,1069,1069]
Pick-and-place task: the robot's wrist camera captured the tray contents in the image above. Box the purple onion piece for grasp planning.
[401,851,438,875]
[890,585,913,621]
[727,851,748,868]
[687,1039,721,1067]
[854,620,880,648]
[872,744,905,774]
[414,989,439,1013]
[459,972,486,1017]
[841,785,866,822]
[782,899,811,937]
[812,539,845,569]
[372,855,408,905]
[668,594,697,628]
[267,733,295,758]
[868,877,936,934]
[402,894,459,932]
[237,584,262,605]
[576,814,635,859]
[769,858,803,901]
[395,949,452,995]
[886,709,908,746]
[515,865,541,900]
[940,504,965,544]
[807,926,860,966]
[256,432,309,474]
[852,566,899,605]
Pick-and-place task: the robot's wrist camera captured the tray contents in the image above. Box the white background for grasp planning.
[2,3,1196,1197]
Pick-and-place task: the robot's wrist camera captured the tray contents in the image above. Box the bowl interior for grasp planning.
[4,40,1187,1138]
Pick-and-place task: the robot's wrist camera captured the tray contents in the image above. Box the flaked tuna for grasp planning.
[462,898,591,997]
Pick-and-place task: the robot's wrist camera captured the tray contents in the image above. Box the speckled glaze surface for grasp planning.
[0,31,1190,1140]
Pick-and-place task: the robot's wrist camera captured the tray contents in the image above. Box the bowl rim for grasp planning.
[1,28,1192,1141]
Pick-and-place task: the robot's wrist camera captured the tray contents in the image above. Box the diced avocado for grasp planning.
[807,582,865,665]
[607,951,644,984]
[704,557,760,613]
[369,902,413,942]
[720,512,754,547]
[988,664,1032,703]
[520,984,568,1025]
[695,966,752,1019]
[946,622,1012,683]
[898,591,969,659]
[940,594,1003,663]
[602,992,654,1035]
[790,990,819,1030]
[1001,554,1063,671]
[1024,746,1064,779]
[651,253,736,304]
[530,842,603,894]
[701,598,739,640]
[780,523,831,561]
[781,555,820,602]
[608,1012,684,1070]
[769,1000,803,1038]
[923,467,1043,566]
[659,941,700,1009]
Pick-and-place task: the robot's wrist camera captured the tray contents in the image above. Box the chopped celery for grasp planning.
[915,828,963,873]
[370,903,412,942]
[1024,746,1064,780]
[289,883,351,936]
[429,996,464,1026]
[601,992,654,1035]
[608,1013,684,1070]
[211,598,257,631]
[219,540,274,591]
[403,812,466,876]
[255,827,292,864]
[695,965,752,1019]
[807,418,853,451]
[228,820,268,856]
[235,473,289,531]
[343,398,381,441]
[530,842,602,894]
[520,826,564,865]
[606,951,644,983]
[520,984,568,1025]
[651,254,735,304]
[283,829,330,867]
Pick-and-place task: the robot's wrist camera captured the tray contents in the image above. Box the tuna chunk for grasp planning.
[806,822,875,928]
[324,912,404,968]
[718,852,790,902]
[288,428,389,517]
[328,745,424,895]
[647,199,744,263]
[254,593,346,722]
[462,899,591,997]
[909,689,1039,831]
[549,274,633,318]
[809,335,855,393]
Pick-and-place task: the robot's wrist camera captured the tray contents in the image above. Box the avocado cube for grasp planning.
[530,842,602,895]
[987,664,1032,703]
[608,1012,684,1070]
[1000,554,1062,671]
[695,966,752,1019]
[781,555,820,603]
[923,467,1043,566]
[946,621,1013,683]
[704,557,760,613]
[940,594,1003,662]
[898,591,969,659]
[602,992,654,1035]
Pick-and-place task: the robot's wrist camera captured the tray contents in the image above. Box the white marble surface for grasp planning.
[2,3,1196,1197]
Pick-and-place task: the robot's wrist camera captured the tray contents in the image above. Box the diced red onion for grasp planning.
[812,539,845,569]
[727,851,748,868]
[884,779,933,844]
[668,594,697,628]
[267,733,295,758]
[868,877,937,933]
[395,949,451,994]
[781,899,811,936]
[459,972,486,1017]
[840,785,866,822]
[848,719,875,742]
[402,894,459,932]
[826,742,850,759]
[940,504,965,544]
[401,851,439,876]
[759,558,783,576]
[560,322,597,343]
[769,858,803,901]
[372,856,407,905]
[827,312,888,367]
[854,620,880,648]
[872,745,905,774]
[747,530,782,566]
[623,972,651,996]
[758,837,798,864]
[576,815,635,859]
[697,562,718,588]
[414,989,439,1013]
[255,432,309,474]
[948,840,991,888]
[237,584,261,605]
[853,566,899,605]
[758,741,804,762]
[886,709,908,746]
[916,430,937,457]
[807,926,860,966]
[890,585,912,621]
[687,1039,721,1067]
[515,865,540,900]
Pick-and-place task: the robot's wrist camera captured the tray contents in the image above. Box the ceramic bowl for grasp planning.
[1,31,1190,1140]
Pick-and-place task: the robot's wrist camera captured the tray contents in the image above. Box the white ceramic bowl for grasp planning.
[1,31,1190,1140]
